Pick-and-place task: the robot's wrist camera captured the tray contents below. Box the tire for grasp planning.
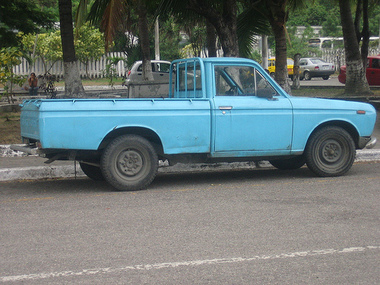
[304,71,312,80]
[322,75,329,80]
[269,155,306,170]
[305,126,356,177]
[80,162,104,181]
[101,135,158,191]
[270,72,275,78]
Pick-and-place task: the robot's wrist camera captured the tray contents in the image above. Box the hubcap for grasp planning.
[117,149,143,176]
[321,140,341,163]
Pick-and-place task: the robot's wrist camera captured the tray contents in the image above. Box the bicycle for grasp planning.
[38,73,59,99]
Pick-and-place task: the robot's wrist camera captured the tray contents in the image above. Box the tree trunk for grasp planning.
[206,20,217,57]
[292,53,301,90]
[137,0,153,81]
[266,0,291,94]
[187,0,239,57]
[58,0,85,97]
[339,0,371,95]
[360,0,370,69]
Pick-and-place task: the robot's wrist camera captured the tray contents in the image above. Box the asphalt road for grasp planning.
[298,76,342,87]
[1,162,379,284]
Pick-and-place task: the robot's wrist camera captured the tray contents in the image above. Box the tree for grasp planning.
[75,23,107,78]
[338,0,371,95]
[136,0,153,80]
[0,47,26,103]
[0,0,56,48]
[20,31,63,73]
[86,0,156,80]
[159,0,240,57]
[58,0,85,97]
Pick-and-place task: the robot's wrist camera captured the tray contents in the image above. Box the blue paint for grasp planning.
[20,57,377,159]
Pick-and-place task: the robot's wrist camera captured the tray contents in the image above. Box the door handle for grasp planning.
[219,106,233,110]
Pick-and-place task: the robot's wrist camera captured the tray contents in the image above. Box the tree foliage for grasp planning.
[0,0,56,48]
[20,24,106,76]
[20,32,63,73]
[0,47,26,103]
[75,22,107,77]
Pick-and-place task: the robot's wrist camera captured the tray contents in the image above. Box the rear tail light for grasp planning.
[127,70,131,76]
[315,66,319,70]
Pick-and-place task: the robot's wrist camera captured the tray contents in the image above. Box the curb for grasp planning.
[1,145,379,182]
[0,161,263,182]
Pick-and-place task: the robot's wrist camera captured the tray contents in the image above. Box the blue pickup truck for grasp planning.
[19,57,377,191]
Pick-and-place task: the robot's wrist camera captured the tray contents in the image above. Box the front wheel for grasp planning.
[80,162,104,181]
[101,135,158,191]
[305,127,355,177]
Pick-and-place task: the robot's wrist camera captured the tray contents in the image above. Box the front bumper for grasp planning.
[358,136,377,149]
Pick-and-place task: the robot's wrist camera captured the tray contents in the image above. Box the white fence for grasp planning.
[13,48,380,78]
[13,52,127,78]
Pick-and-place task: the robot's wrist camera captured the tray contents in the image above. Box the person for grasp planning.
[28,72,38,96]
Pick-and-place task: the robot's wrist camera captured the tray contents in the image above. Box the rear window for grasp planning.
[310,59,326,64]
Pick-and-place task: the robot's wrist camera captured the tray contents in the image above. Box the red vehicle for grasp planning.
[338,55,380,86]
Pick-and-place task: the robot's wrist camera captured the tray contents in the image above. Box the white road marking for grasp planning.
[1,246,379,282]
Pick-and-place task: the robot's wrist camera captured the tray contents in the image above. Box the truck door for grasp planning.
[212,65,293,156]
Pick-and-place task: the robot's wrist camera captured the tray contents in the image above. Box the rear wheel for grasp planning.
[80,162,104,181]
[322,75,329,80]
[101,135,158,191]
[269,156,306,170]
[305,126,355,177]
[304,71,312,80]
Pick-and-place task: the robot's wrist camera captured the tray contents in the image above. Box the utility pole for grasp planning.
[261,35,268,70]
[155,18,160,60]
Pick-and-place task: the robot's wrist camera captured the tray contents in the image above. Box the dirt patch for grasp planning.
[0,111,22,144]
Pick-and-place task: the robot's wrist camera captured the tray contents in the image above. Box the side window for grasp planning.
[215,65,277,97]
[372,59,379,69]
[158,63,171,72]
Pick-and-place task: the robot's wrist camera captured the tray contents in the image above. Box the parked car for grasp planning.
[268,57,294,79]
[299,58,335,80]
[338,56,380,86]
[125,60,171,83]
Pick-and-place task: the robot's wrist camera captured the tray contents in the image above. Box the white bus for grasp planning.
[308,36,379,49]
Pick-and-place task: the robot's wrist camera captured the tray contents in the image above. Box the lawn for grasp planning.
[0,111,21,144]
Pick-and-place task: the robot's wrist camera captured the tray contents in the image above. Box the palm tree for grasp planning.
[86,0,154,80]
[159,0,269,58]
[159,0,240,57]
[264,0,291,93]
[339,0,371,95]
[58,0,85,97]
[244,0,306,94]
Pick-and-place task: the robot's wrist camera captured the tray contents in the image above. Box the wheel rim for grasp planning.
[321,139,342,163]
[116,148,147,179]
[315,137,348,171]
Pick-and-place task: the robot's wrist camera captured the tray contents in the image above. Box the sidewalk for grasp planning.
[1,144,380,182]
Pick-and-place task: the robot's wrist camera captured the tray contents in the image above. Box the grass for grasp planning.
[0,111,21,144]
[55,77,124,87]
[291,87,380,98]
